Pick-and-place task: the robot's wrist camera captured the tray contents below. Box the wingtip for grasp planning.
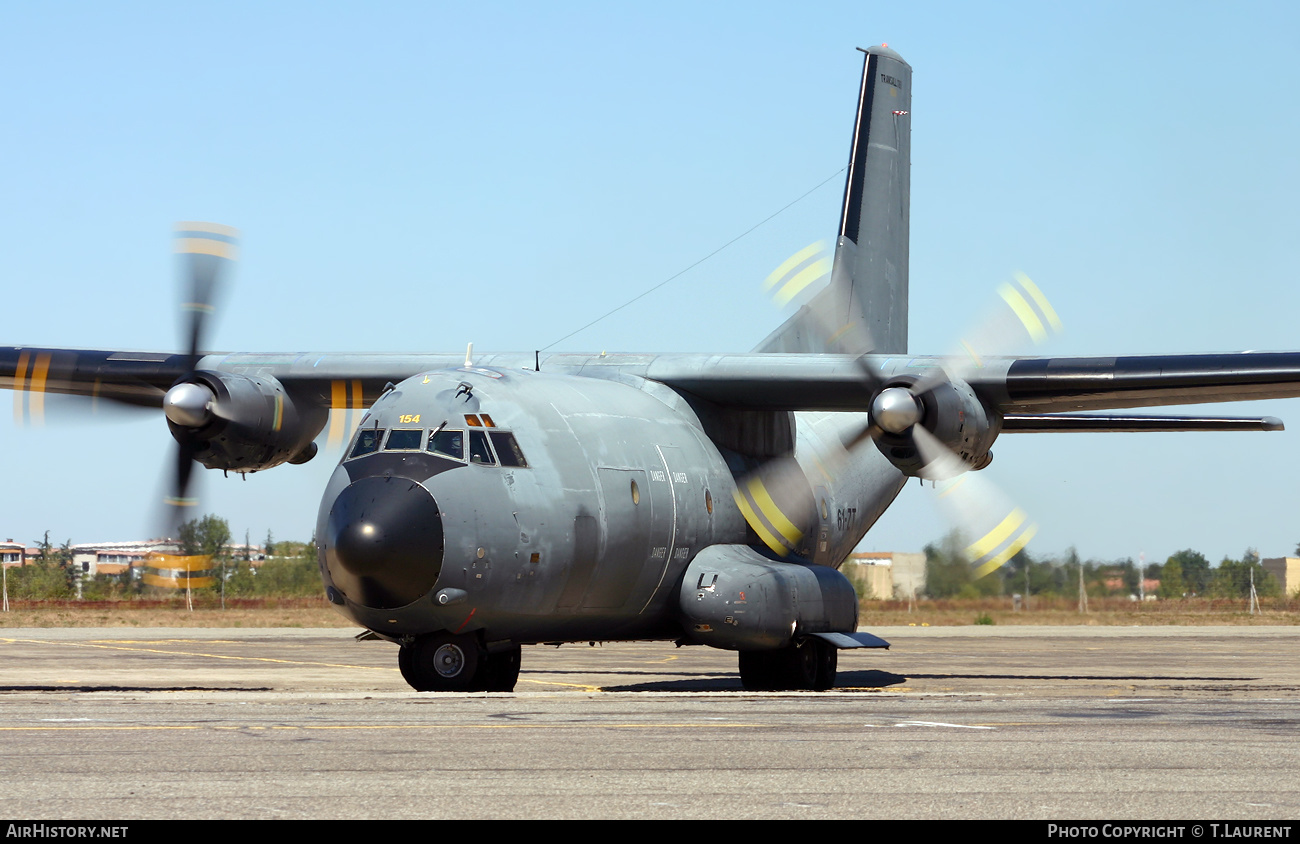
[1262,416,1285,431]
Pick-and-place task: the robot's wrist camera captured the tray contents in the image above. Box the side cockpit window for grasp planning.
[489,431,528,468]
[350,428,384,458]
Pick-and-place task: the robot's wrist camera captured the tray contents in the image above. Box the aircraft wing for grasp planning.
[639,351,1300,417]
[0,348,454,416]
[6,347,1300,427]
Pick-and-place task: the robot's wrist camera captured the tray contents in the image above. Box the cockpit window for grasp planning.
[468,429,497,465]
[349,428,384,458]
[385,429,423,451]
[428,429,465,461]
[489,431,528,467]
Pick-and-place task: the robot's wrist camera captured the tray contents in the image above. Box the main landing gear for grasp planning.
[398,632,521,692]
[738,636,837,691]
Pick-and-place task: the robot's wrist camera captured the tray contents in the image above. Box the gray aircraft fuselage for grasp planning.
[318,365,906,644]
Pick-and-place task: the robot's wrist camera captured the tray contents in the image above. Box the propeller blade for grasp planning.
[155,222,238,539]
[913,426,1037,578]
[160,438,201,532]
[734,242,897,554]
[765,240,881,362]
[913,272,1064,395]
[321,378,366,453]
[9,350,160,427]
[174,222,239,369]
[732,456,817,557]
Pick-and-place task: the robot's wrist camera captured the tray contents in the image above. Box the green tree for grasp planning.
[174,514,232,593]
[1211,548,1280,599]
[924,530,1001,599]
[1167,549,1210,595]
[178,515,231,559]
[8,532,74,599]
[1003,551,1062,597]
[1159,554,1186,598]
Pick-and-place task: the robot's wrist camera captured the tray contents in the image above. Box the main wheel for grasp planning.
[785,637,821,690]
[739,650,780,691]
[811,638,837,691]
[738,638,838,691]
[399,632,482,691]
[479,644,522,692]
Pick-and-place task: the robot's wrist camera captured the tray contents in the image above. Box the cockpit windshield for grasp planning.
[385,429,423,450]
[428,429,464,461]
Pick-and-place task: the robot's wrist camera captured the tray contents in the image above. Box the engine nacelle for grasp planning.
[165,372,326,473]
[873,376,1000,478]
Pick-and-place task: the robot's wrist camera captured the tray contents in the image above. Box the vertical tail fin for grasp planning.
[757,45,912,354]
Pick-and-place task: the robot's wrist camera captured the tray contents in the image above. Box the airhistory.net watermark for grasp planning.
[6,826,127,838]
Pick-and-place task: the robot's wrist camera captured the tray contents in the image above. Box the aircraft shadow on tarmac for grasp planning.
[596,669,909,693]
[581,668,1259,693]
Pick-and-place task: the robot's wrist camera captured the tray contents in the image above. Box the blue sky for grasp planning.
[2,2,1298,566]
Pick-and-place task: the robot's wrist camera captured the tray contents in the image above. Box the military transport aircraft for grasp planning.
[4,45,1300,692]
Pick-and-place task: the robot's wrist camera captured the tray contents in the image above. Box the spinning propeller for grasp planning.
[737,242,1062,577]
[159,222,239,533]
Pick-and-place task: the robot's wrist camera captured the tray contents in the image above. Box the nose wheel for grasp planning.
[398,633,521,692]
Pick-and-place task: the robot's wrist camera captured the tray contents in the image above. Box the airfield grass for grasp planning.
[1,595,1297,627]
[859,596,1300,627]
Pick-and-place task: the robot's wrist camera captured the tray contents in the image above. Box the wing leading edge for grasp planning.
[5,347,1300,433]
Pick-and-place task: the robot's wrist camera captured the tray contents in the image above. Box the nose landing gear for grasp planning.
[398,632,522,692]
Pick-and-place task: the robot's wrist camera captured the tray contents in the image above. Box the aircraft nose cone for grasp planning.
[324,476,444,609]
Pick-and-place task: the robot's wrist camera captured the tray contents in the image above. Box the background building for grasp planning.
[842,551,926,600]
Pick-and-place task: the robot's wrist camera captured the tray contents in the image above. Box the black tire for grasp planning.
[785,637,820,690]
[739,639,838,691]
[479,644,522,692]
[399,632,482,691]
[812,638,838,691]
[739,650,779,691]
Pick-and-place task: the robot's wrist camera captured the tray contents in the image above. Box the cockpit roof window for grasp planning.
[428,429,465,461]
[384,429,423,451]
[349,428,384,459]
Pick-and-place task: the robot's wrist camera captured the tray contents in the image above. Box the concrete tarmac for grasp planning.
[1,626,1299,819]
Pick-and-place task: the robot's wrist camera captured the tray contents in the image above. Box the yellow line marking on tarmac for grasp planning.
[0,722,768,732]
[0,637,395,672]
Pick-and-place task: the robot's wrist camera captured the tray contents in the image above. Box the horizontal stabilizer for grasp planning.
[1002,413,1285,433]
[809,631,891,650]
